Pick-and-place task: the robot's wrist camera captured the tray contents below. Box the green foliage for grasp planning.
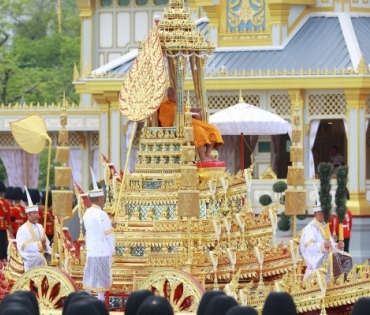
[317,162,333,223]
[0,158,7,182]
[335,166,348,222]
[297,210,308,220]
[272,181,287,193]
[38,149,57,190]
[277,210,308,232]
[277,212,291,231]
[259,194,272,206]
[0,0,80,105]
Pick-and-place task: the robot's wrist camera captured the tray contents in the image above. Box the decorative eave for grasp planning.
[76,0,95,18]
[0,103,100,131]
[74,74,370,95]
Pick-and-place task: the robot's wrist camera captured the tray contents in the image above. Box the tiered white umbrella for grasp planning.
[209,95,291,170]
[209,102,290,136]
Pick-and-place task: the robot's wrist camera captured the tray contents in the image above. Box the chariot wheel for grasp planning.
[10,266,78,309]
[138,269,205,312]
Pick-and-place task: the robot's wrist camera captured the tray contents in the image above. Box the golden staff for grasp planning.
[116,22,167,220]
[115,122,137,221]
[43,137,52,229]
[10,115,52,230]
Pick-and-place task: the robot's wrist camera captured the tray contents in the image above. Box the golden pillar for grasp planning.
[345,88,370,215]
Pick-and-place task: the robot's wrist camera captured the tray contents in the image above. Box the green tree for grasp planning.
[0,0,80,105]
[0,158,7,182]
[38,148,57,190]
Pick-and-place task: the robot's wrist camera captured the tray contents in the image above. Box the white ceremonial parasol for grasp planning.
[209,102,290,136]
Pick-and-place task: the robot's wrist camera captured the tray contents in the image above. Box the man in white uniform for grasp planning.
[300,206,352,281]
[83,168,115,301]
[16,187,51,271]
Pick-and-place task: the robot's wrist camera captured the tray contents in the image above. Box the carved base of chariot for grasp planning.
[10,266,78,309]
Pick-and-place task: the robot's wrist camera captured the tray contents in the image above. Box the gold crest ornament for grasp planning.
[119,23,167,122]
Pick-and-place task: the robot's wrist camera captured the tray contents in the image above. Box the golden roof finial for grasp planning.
[238,90,244,103]
[357,53,367,75]
[84,62,90,78]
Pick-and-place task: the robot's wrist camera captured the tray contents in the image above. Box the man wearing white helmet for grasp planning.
[83,168,115,301]
[16,187,51,271]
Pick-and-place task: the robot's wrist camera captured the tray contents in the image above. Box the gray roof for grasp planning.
[205,17,351,73]
[105,16,352,76]
[351,17,370,64]
[196,20,208,38]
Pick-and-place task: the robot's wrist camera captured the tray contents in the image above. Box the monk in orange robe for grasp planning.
[158,87,223,162]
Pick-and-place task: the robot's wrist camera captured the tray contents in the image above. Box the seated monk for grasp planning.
[158,87,224,162]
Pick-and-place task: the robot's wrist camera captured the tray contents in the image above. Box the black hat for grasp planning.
[12,187,24,201]
[22,190,28,203]
[0,181,6,193]
[262,292,297,315]
[197,291,226,315]
[41,190,52,208]
[204,296,238,315]
[137,296,174,315]
[4,187,13,200]
[29,189,40,205]
[125,290,154,315]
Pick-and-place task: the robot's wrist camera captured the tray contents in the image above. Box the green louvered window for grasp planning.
[118,0,130,5]
[136,0,148,6]
[154,0,168,5]
[101,0,112,6]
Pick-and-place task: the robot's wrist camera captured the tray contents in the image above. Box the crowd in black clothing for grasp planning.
[0,289,369,315]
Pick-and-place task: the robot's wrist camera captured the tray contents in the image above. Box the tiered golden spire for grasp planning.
[53,94,74,267]
[284,93,306,236]
[153,0,214,53]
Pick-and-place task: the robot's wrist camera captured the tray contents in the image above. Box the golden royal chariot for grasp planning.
[2,0,370,314]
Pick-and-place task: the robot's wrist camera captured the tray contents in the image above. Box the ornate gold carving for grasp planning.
[181,146,196,162]
[10,266,77,309]
[178,190,200,217]
[293,115,300,125]
[285,190,306,215]
[55,146,70,163]
[158,3,215,52]
[58,128,68,145]
[52,191,73,217]
[54,167,71,187]
[184,127,194,143]
[185,112,193,126]
[287,166,304,186]
[138,269,204,312]
[60,115,67,126]
[292,130,301,143]
[290,146,303,162]
[228,0,265,30]
[357,53,367,75]
[259,165,277,179]
[180,166,198,188]
[119,26,167,122]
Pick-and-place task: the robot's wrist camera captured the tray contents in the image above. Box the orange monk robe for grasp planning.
[158,100,224,148]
